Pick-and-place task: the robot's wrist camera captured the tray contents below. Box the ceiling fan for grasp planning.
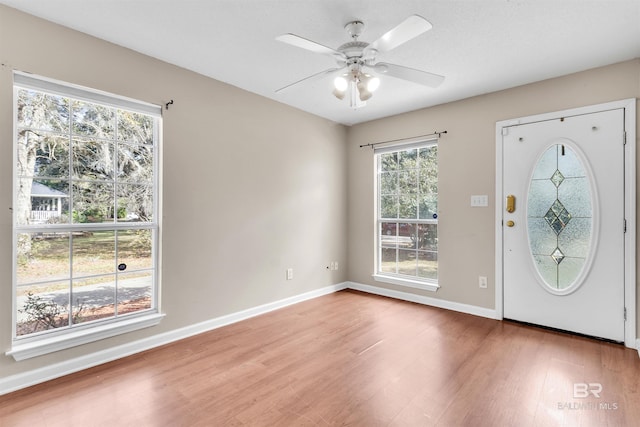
[275,15,445,108]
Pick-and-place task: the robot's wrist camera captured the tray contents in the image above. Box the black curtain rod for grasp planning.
[359,130,447,149]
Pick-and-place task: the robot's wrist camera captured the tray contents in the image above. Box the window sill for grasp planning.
[372,274,440,292]
[7,312,165,361]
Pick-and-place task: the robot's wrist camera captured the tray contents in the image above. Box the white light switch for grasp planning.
[471,195,489,207]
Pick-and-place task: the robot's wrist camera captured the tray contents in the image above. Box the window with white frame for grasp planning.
[10,72,162,359]
[375,141,438,290]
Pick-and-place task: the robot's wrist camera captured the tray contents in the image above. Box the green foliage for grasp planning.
[117,206,127,219]
[378,146,438,220]
[77,207,105,223]
[72,209,104,223]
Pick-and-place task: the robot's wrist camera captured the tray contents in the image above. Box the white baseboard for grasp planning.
[345,281,498,320]
[0,282,348,396]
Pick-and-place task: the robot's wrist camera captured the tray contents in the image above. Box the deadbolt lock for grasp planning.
[506,195,516,213]
[506,220,515,227]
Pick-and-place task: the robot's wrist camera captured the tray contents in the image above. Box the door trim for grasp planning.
[495,99,636,348]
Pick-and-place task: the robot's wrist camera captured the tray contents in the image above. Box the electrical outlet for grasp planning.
[479,276,488,288]
[286,268,293,280]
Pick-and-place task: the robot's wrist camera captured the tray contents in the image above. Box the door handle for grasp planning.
[506,195,516,213]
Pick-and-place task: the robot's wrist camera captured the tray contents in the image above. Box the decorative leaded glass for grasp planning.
[551,248,565,265]
[550,170,565,187]
[527,144,592,290]
[544,199,572,235]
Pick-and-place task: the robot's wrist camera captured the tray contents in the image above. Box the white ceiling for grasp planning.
[2,0,639,126]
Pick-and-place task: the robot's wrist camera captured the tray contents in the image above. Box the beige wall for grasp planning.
[347,59,640,326]
[0,6,347,378]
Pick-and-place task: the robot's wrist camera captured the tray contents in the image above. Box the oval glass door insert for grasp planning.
[527,143,594,292]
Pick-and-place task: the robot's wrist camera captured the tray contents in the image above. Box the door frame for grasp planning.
[495,99,637,349]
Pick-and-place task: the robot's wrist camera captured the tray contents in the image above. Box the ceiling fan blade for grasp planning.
[373,62,445,88]
[366,15,432,54]
[276,67,345,93]
[276,34,346,60]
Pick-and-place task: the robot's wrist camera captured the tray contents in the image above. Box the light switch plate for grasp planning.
[471,195,489,207]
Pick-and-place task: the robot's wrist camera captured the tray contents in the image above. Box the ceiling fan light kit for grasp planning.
[332,70,380,108]
[276,14,445,109]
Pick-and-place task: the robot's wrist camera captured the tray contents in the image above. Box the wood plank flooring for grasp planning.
[1,289,639,426]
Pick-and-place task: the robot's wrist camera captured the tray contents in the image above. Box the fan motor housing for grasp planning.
[338,41,369,59]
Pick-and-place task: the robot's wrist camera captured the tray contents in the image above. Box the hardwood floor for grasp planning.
[1,289,639,426]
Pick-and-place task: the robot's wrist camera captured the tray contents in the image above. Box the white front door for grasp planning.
[501,107,626,341]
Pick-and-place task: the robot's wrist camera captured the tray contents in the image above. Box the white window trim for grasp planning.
[7,313,165,361]
[374,138,439,291]
[9,72,163,360]
[372,273,440,292]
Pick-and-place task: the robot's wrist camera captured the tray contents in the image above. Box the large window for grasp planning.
[375,141,438,291]
[10,73,162,360]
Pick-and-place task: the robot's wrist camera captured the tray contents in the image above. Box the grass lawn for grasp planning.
[16,230,153,335]
[381,259,437,280]
[17,230,151,294]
